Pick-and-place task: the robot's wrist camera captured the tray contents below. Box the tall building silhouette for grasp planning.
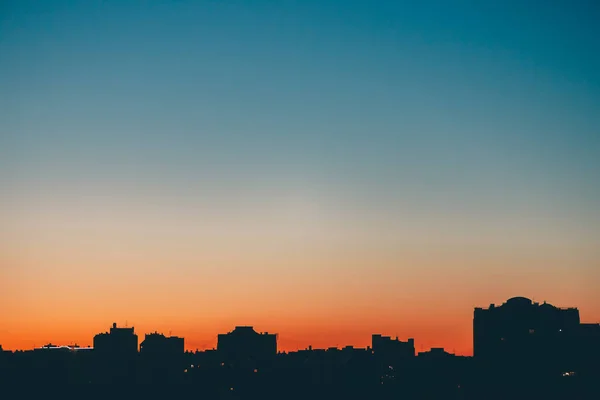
[93,323,138,383]
[139,332,185,383]
[473,297,580,369]
[93,322,138,355]
[576,323,600,376]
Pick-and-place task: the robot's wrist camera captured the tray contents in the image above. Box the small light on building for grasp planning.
[230,387,234,391]
[184,369,188,373]
[254,369,258,373]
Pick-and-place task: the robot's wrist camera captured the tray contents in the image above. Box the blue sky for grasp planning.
[1,1,600,333]
[2,1,599,193]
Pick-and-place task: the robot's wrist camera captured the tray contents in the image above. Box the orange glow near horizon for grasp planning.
[0,319,476,355]
[1,190,599,357]
[2,294,599,355]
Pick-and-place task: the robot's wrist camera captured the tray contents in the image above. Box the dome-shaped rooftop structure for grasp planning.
[505,297,532,306]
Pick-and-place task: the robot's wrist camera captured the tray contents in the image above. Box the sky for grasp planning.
[1,0,599,355]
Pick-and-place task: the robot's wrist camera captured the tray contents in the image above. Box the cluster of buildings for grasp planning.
[92,322,184,356]
[0,297,598,394]
[82,296,599,365]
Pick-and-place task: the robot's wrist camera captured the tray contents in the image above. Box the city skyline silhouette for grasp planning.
[2,296,598,355]
[1,296,598,398]
[2,0,599,396]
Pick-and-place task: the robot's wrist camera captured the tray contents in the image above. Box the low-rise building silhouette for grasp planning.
[372,334,415,365]
[417,347,454,360]
[217,326,277,366]
[34,344,93,352]
[140,332,184,355]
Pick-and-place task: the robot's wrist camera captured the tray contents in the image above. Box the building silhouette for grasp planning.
[372,334,415,366]
[34,344,93,352]
[473,297,580,366]
[576,323,600,377]
[417,347,454,360]
[93,322,138,355]
[139,332,185,383]
[217,326,277,366]
[140,332,184,355]
[93,322,139,383]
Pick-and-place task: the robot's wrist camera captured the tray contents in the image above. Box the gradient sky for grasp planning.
[1,0,599,355]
